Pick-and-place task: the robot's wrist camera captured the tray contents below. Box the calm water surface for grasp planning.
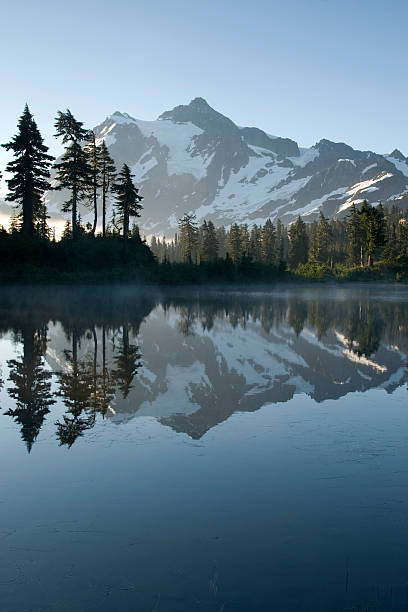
[0,284,408,611]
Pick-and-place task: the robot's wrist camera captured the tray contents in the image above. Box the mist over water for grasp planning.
[0,284,407,611]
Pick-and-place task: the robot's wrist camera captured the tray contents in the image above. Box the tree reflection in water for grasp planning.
[0,286,407,449]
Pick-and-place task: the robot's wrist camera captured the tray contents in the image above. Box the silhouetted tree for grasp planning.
[113,164,143,259]
[201,220,219,261]
[178,213,198,262]
[2,105,54,236]
[54,110,91,240]
[288,216,308,268]
[84,130,101,235]
[99,141,116,237]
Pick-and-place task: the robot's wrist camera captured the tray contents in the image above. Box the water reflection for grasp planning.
[0,286,407,449]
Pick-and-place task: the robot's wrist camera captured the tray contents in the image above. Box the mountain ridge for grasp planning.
[38,98,408,234]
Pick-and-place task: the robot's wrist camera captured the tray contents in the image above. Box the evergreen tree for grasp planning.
[84,131,102,235]
[99,141,116,238]
[216,226,227,258]
[201,220,219,261]
[288,216,308,268]
[35,203,51,240]
[275,219,285,266]
[240,224,250,258]
[2,105,54,236]
[310,211,332,264]
[397,218,408,258]
[346,203,363,266]
[112,164,143,259]
[358,200,386,266]
[228,223,242,262]
[178,213,198,262]
[249,224,262,261]
[261,219,276,264]
[54,109,91,240]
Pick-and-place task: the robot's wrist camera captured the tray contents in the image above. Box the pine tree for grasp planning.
[346,203,363,266]
[84,130,102,235]
[99,141,116,238]
[310,211,332,264]
[216,226,227,258]
[249,224,262,262]
[240,224,250,258]
[358,200,386,266]
[201,220,219,261]
[35,202,51,240]
[2,105,54,236]
[54,109,91,240]
[228,223,242,262]
[261,219,276,264]
[112,164,143,259]
[178,213,198,262]
[288,216,308,268]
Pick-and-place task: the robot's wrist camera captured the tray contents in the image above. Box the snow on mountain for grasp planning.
[44,97,408,234]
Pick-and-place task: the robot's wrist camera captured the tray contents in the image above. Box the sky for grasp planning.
[0,0,407,184]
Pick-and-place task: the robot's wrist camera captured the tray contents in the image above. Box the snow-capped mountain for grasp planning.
[45,97,408,234]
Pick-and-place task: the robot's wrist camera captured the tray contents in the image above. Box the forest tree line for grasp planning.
[151,204,408,271]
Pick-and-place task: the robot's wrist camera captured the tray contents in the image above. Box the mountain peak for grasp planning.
[390,148,405,161]
[158,97,219,125]
[188,97,212,109]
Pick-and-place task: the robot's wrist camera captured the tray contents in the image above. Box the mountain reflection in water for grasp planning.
[0,285,407,450]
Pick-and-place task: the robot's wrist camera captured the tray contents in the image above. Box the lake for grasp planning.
[0,284,407,612]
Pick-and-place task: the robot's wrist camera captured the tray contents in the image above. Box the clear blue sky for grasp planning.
[0,0,407,176]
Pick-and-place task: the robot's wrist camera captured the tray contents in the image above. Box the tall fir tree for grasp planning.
[249,224,262,261]
[54,110,91,240]
[240,224,250,258]
[346,203,363,266]
[261,219,276,264]
[275,218,285,267]
[228,223,242,262]
[310,211,333,264]
[2,105,54,236]
[84,130,102,235]
[178,213,198,262]
[112,164,143,258]
[201,220,219,261]
[288,216,308,268]
[99,141,116,237]
[358,200,386,266]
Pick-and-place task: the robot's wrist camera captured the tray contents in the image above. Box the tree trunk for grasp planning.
[72,184,77,241]
[123,208,129,261]
[102,181,106,238]
[22,195,34,236]
[92,179,97,235]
